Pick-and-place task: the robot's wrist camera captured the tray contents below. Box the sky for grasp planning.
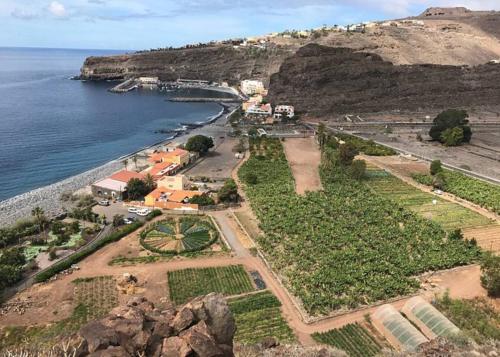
[2,0,500,50]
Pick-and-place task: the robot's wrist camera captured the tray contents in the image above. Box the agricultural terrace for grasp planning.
[312,323,382,357]
[365,165,493,231]
[140,216,217,254]
[434,294,500,344]
[412,170,500,214]
[0,276,118,350]
[167,265,255,305]
[238,137,480,315]
[228,291,295,344]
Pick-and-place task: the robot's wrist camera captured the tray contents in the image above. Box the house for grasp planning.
[91,178,127,199]
[144,187,200,210]
[109,170,145,184]
[242,95,263,112]
[148,148,190,168]
[138,77,159,84]
[273,105,295,119]
[245,103,272,117]
[157,175,188,191]
[147,161,180,180]
[240,80,266,96]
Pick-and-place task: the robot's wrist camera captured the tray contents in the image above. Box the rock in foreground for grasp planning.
[78,293,236,357]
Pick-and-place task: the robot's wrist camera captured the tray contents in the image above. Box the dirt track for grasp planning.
[283,137,323,195]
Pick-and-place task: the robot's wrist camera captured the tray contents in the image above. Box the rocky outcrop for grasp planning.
[267,44,500,117]
[77,294,236,357]
[80,45,294,85]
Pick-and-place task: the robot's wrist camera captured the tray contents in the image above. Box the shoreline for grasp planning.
[0,103,239,227]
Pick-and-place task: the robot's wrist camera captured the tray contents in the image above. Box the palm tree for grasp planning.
[122,159,128,170]
[31,206,47,242]
[132,155,138,169]
[317,122,327,149]
[144,173,156,192]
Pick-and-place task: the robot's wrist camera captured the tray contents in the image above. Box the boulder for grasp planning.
[79,321,119,353]
[180,320,223,357]
[201,293,236,346]
[88,346,130,357]
[171,306,195,333]
[162,336,193,357]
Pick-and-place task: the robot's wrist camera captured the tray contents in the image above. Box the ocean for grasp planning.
[0,47,222,202]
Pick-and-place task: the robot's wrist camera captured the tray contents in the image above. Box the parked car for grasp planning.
[128,207,139,213]
[433,189,443,195]
[136,208,151,217]
[98,199,110,206]
[123,217,136,225]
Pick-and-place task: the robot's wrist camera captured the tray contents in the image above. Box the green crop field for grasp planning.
[167,265,254,305]
[312,323,382,357]
[238,137,480,315]
[228,291,295,344]
[365,167,493,231]
[413,170,500,214]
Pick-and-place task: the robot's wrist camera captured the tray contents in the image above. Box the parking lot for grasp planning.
[92,201,150,222]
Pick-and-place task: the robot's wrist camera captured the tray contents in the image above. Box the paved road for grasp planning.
[210,211,250,258]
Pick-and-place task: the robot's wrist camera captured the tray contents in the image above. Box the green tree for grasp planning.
[189,194,215,206]
[441,127,464,147]
[219,179,239,203]
[430,160,443,175]
[51,220,65,236]
[31,206,46,234]
[317,123,327,149]
[143,173,156,192]
[350,160,367,180]
[429,109,471,143]
[112,214,124,227]
[448,229,464,241]
[185,135,214,155]
[337,143,358,166]
[0,265,23,290]
[0,247,26,267]
[126,178,149,200]
[480,252,500,297]
[247,127,259,138]
[132,155,138,169]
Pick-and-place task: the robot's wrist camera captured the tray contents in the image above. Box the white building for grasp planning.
[245,103,272,117]
[138,77,159,84]
[241,80,265,96]
[274,105,295,119]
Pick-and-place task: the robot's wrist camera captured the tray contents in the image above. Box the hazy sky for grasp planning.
[2,0,500,50]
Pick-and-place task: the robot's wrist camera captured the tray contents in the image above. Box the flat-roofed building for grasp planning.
[91,178,127,199]
[240,80,265,96]
[157,175,188,191]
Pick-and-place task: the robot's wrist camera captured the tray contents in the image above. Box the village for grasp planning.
[0,68,499,357]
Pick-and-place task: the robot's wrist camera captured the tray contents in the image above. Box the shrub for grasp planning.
[480,252,500,297]
[350,160,366,180]
[430,160,443,176]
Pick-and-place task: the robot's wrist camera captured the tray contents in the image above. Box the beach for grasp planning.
[0,104,238,227]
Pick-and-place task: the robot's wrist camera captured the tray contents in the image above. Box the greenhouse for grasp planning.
[402,297,460,339]
[372,304,428,352]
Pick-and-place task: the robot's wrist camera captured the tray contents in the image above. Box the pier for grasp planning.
[168,97,240,103]
[109,78,138,93]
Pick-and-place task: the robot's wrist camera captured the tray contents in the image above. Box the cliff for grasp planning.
[267,44,500,117]
[80,45,294,85]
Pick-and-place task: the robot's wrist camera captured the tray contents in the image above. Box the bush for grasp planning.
[34,221,144,283]
[349,160,366,180]
[189,194,215,206]
[430,160,443,175]
[480,252,500,297]
[219,179,239,203]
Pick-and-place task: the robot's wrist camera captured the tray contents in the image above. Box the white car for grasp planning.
[98,199,110,206]
[127,207,139,213]
[136,208,151,216]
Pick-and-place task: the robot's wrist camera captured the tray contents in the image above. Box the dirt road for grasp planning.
[283,137,323,195]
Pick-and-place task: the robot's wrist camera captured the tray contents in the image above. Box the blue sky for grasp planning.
[2,0,499,50]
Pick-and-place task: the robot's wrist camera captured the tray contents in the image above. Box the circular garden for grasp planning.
[140,216,218,254]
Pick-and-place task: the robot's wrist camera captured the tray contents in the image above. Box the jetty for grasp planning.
[109,78,138,93]
[167,97,240,103]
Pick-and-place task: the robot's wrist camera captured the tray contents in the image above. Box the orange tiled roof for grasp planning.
[109,170,145,183]
[168,190,200,203]
[148,148,189,163]
[149,161,178,177]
